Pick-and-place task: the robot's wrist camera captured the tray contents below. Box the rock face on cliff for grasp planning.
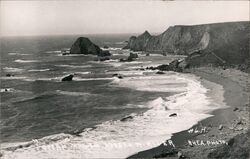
[123,31,152,51]
[70,37,111,56]
[124,21,250,66]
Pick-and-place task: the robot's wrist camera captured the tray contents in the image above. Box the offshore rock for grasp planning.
[70,37,111,56]
[61,74,74,81]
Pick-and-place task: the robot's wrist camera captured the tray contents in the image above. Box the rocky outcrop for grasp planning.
[119,53,139,62]
[146,59,184,72]
[124,21,250,67]
[61,74,74,81]
[123,31,152,51]
[70,37,111,56]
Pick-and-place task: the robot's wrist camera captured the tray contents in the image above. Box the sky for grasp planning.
[0,0,249,36]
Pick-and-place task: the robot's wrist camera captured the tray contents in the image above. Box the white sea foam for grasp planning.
[15,59,39,63]
[57,54,90,57]
[45,50,61,54]
[28,69,50,72]
[1,72,223,159]
[0,88,15,93]
[8,53,30,56]
[108,70,145,76]
[94,104,148,110]
[73,77,113,81]
[103,59,120,63]
[106,61,146,68]
[111,74,188,92]
[8,52,19,55]
[0,76,28,80]
[56,90,93,96]
[56,64,92,68]
[3,67,24,72]
[74,71,91,75]
[101,47,122,51]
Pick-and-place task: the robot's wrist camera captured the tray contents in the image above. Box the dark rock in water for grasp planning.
[98,50,111,57]
[62,52,70,56]
[146,59,186,72]
[117,75,123,79]
[70,37,111,57]
[218,125,223,130]
[70,37,101,55]
[233,107,239,111]
[156,71,165,74]
[103,45,109,49]
[119,58,127,62]
[168,59,183,72]
[126,56,134,62]
[208,132,250,159]
[146,53,150,56]
[99,57,110,61]
[61,74,74,81]
[127,53,139,61]
[178,59,190,70]
[169,59,180,69]
[119,53,138,62]
[129,52,139,59]
[157,64,171,71]
[120,115,133,122]
[169,113,177,117]
[112,73,123,79]
[70,129,82,137]
[6,74,14,77]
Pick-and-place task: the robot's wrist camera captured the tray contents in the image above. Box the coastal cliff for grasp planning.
[123,31,152,51]
[70,37,111,56]
[124,21,250,67]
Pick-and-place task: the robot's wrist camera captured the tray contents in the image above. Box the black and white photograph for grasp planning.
[0,0,249,158]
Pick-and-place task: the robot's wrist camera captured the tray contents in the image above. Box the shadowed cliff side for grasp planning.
[123,31,152,51]
[124,21,250,67]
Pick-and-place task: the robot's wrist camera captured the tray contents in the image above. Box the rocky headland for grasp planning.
[124,21,250,71]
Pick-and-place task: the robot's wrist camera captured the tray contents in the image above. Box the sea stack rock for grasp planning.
[70,37,111,56]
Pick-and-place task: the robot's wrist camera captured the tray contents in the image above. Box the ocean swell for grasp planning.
[1,72,219,159]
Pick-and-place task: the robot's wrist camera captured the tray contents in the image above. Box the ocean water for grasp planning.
[1,35,218,158]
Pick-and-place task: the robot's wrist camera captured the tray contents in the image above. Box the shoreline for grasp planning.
[128,67,249,158]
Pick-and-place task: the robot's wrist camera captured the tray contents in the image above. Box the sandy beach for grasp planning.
[128,67,249,158]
